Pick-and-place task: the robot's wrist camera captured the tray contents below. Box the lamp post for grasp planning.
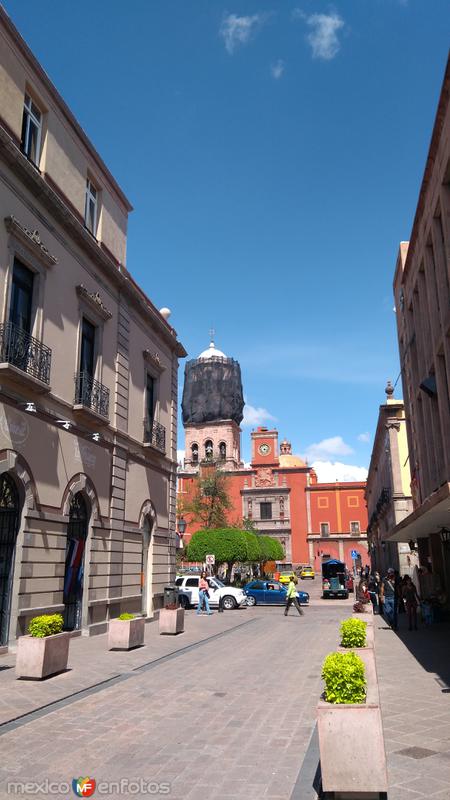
[177,518,186,550]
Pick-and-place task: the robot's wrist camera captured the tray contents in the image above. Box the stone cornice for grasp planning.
[76,284,112,321]
[4,214,58,267]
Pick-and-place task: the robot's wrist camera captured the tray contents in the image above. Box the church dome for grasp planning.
[279,454,307,468]
[198,339,227,360]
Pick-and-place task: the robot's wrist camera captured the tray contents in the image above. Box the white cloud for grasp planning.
[242,403,277,428]
[357,432,371,443]
[271,59,285,79]
[312,460,368,483]
[305,436,354,461]
[177,449,185,465]
[294,10,344,60]
[220,13,269,55]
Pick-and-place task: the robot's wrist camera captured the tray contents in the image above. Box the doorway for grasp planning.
[140,516,154,617]
[0,474,20,646]
[63,492,88,631]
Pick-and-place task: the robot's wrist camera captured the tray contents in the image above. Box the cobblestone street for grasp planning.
[0,596,349,800]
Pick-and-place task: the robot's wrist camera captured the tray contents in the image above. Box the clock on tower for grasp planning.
[251,428,279,466]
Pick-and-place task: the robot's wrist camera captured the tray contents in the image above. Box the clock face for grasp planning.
[258,443,271,456]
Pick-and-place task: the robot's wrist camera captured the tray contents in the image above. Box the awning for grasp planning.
[387,482,450,542]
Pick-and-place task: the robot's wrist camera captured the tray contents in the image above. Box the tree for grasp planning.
[186,527,251,582]
[258,535,285,574]
[182,471,233,530]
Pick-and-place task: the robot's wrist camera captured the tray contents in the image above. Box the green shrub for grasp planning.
[118,613,135,620]
[322,651,366,704]
[28,614,64,638]
[340,617,367,648]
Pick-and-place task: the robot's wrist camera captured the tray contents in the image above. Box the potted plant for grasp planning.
[108,613,145,651]
[15,614,70,680]
[317,650,387,798]
[339,617,373,649]
[159,602,185,635]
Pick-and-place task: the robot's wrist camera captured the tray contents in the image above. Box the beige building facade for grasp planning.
[365,383,416,576]
[0,8,185,647]
[391,55,450,591]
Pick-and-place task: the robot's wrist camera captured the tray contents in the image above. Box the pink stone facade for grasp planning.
[184,420,242,471]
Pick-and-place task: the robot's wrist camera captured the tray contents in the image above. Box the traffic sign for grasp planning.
[205,554,215,565]
[351,549,358,559]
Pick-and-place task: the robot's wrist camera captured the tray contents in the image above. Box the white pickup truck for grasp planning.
[175,574,247,610]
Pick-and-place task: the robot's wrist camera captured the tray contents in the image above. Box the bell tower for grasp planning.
[181,335,244,471]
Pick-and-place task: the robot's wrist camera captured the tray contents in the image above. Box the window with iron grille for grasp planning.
[350,521,361,534]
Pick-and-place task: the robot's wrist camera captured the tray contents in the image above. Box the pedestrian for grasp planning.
[395,570,405,615]
[380,568,397,630]
[367,573,380,614]
[284,577,303,617]
[196,571,212,615]
[403,576,419,631]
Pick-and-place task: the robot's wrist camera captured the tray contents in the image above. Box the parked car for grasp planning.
[322,559,348,599]
[278,571,297,585]
[175,574,247,610]
[244,580,309,606]
[300,565,315,580]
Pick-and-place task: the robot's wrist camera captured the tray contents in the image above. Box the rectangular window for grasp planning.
[350,521,360,534]
[320,523,330,537]
[10,260,34,333]
[146,374,155,427]
[80,318,96,377]
[84,178,98,236]
[21,94,42,166]
[260,502,272,520]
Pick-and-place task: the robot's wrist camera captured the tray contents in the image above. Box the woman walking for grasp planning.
[403,576,420,631]
[197,571,212,615]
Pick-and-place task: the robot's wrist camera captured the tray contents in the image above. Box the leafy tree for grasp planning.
[243,531,261,563]
[186,527,252,582]
[182,471,233,530]
[258,535,285,574]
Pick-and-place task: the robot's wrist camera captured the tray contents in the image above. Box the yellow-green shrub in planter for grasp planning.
[322,651,366,704]
[318,648,387,796]
[16,614,70,680]
[340,617,367,649]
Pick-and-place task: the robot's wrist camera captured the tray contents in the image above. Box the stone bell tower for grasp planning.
[181,334,244,472]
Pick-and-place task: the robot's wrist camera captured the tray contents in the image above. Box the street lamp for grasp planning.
[439,527,450,545]
[177,518,186,549]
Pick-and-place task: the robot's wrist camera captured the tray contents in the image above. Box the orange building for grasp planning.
[178,339,368,571]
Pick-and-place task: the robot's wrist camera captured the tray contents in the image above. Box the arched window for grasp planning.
[205,440,213,461]
[191,443,199,464]
[219,442,226,461]
[0,474,20,646]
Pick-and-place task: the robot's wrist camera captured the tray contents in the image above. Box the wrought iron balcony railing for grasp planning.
[74,372,109,418]
[143,419,166,453]
[0,321,51,384]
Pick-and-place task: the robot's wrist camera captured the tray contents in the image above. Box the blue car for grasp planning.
[244,580,309,606]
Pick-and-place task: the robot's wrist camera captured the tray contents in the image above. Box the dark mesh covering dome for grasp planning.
[182,357,244,425]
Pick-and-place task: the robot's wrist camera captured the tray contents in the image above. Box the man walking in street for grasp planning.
[380,568,397,630]
[284,577,304,617]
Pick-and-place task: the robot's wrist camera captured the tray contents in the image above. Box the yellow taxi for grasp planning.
[278,571,297,585]
[300,565,315,580]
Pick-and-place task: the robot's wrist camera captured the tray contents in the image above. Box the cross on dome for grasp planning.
[198,328,227,360]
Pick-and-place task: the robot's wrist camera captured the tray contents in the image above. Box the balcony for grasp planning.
[0,322,51,391]
[144,419,166,453]
[73,372,109,424]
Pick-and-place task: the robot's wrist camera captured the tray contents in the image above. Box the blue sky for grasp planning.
[4,0,449,476]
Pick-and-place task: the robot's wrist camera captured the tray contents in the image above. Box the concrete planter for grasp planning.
[108,617,145,650]
[317,649,387,799]
[159,607,185,635]
[15,632,70,680]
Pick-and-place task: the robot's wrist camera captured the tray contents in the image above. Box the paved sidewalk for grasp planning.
[375,613,450,800]
[0,603,349,800]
